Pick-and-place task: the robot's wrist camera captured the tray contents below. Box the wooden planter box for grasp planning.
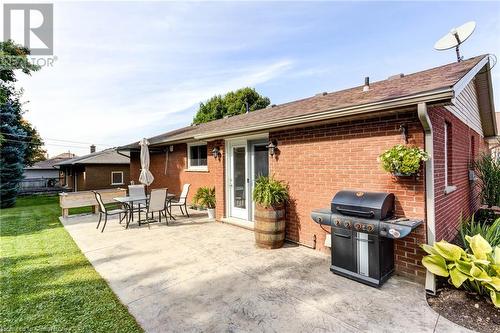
[59,188,126,218]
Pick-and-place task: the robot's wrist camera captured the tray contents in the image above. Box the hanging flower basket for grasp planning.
[392,172,415,177]
[378,145,429,177]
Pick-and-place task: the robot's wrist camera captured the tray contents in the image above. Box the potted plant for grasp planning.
[193,187,216,219]
[378,144,429,177]
[252,176,289,249]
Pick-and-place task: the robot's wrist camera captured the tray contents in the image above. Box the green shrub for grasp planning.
[252,176,289,208]
[473,153,500,208]
[192,187,216,209]
[378,145,429,175]
[459,215,500,249]
[421,234,500,308]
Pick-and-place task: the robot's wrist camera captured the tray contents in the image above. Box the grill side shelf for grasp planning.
[379,219,423,239]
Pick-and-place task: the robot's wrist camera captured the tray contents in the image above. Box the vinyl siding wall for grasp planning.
[445,79,483,136]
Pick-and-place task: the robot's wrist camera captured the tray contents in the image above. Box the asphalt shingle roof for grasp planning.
[120,55,487,149]
[55,148,129,166]
[24,152,76,170]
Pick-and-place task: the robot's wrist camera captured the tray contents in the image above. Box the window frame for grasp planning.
[187,142,208,171]
[444,122,457,194]
[111,171,124,185]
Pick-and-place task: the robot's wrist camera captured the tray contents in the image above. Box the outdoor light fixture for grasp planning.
[169,145,174,152]
[266,140,278,156]
[399,124,409,144]
[212,146,220,158]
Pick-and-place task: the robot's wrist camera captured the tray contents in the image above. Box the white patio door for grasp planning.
[249,141,269,220]
[228,141,248,220]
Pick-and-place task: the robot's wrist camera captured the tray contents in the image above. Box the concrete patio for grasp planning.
[60,211,472,333]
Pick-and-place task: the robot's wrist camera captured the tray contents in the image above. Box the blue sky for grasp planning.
[13,1,500,156]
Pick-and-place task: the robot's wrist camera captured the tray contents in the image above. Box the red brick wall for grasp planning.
[130,142,223,213]
[428,106,486,242]
[210,140,226,219]
[269,111,428,282]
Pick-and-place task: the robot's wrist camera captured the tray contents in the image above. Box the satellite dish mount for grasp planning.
[434,21,476,62]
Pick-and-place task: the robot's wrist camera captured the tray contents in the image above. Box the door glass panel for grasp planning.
[253,144,269,179]
[233,146,246,209]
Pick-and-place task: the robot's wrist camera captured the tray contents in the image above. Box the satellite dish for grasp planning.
[434,21,476,62]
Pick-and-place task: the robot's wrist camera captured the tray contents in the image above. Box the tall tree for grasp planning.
[0,40,41,207]
[20,119,46,166]
[0,101,27,207]
[193,87,270,124]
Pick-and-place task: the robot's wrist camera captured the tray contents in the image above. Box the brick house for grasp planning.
[56,147,130,192]
[119,55,497,290]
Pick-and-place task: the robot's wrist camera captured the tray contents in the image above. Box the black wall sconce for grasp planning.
[399,124,409,144]
[266,140,278,156]
[212,146,221,158]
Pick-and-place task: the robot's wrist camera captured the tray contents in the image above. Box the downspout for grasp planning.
[417,102,436,295]
[74,169,78,192]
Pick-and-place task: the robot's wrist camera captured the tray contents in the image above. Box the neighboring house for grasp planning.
[55,147,130,192]
[20,152,76,193]
[23,152,76,180]
[119,55,497,285]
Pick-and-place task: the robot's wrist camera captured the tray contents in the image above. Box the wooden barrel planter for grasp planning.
[254,204,286,249]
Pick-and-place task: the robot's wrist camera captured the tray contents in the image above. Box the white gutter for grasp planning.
[417,102,436,295]
[195,88,453,140]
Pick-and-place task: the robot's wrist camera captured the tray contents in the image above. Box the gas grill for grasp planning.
[311,190,422,287]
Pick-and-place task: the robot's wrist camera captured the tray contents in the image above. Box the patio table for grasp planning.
[114,193,176,228]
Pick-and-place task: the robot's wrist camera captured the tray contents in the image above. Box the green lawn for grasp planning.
[0,195,143,332]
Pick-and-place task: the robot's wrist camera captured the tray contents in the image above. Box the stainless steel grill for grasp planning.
[311,190,422,287]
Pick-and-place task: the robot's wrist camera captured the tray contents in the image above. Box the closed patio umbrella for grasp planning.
[139,138,154,187]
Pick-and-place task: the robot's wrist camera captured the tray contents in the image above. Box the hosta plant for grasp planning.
[421,234,500,308]
[378,145,429,176]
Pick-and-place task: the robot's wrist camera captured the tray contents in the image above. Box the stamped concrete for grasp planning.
[60,211,473,333]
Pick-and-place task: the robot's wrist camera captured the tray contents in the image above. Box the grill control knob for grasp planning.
[367,224,374,232]
[354,223,361,230]
[344,221,351,229]
[335,219,341,226]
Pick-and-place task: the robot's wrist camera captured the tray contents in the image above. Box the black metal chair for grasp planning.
[168,184,191,218]
[93,191,128,232]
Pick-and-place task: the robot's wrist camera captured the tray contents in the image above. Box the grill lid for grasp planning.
[331,190,395,220]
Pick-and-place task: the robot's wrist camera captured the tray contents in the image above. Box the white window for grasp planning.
[111,171,124,185]
[444,122,448,186]
[187,143,208,171]
[444,122,456,194]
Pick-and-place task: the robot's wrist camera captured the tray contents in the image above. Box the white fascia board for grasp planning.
[451,56,489,100]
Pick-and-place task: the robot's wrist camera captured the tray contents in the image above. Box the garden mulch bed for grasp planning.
[427,288,500,333]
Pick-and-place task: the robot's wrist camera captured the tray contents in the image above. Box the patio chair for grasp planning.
[128,184,147,220]
[93,191,128,233]
[169,184,191,218]
[137,188,168,226]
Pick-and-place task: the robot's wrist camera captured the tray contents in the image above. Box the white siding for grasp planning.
[23,169,60,179]
[445,79,483,136]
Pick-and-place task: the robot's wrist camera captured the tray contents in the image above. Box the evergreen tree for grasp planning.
[193,87,270,124]
[0,101,27,207]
